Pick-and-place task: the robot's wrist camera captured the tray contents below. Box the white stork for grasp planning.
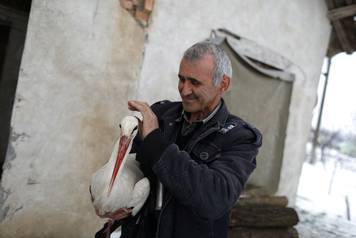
[90,116,150,236]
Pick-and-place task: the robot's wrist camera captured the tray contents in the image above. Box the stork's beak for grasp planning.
[107,135,132,196]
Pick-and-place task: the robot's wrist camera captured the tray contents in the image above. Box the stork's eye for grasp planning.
[132,126,138,133]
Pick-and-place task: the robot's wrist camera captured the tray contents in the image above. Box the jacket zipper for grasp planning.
[154,194,173,238]
[186,126,220,153]
[153,121,219,237]
[154,119,176,238]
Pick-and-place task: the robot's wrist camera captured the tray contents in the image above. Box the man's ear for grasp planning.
[219,75,231,94]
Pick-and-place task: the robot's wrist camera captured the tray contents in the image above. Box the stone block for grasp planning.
[230,205,299,228]
[229,227,299,238]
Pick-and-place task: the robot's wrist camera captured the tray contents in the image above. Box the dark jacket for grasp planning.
[97,100,262,238]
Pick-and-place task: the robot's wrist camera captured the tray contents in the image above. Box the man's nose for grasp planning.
[179,81,192,96]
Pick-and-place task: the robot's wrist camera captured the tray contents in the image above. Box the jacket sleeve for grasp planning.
[139,125,262,220]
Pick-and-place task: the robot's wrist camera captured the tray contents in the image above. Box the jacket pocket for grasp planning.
[192,141,221,163]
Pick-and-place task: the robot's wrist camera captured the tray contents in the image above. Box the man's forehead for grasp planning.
[180,55,215,71]
[181,53,214,64]
[179,56,214,82]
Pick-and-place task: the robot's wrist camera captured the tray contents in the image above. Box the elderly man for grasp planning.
[96,41,262,238]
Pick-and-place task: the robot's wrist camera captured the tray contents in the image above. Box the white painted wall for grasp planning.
[0,0,145,237]
[137,0,331,204]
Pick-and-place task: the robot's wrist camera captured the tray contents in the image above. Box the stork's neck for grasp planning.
[109,135,134,178]
[107,135,134,195]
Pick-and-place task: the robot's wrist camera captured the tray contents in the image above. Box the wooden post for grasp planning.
[310,57,332,164]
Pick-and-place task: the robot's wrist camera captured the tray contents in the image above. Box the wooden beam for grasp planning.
[327,4,356,20]
[326,0,353,54]
[333,20,353,53]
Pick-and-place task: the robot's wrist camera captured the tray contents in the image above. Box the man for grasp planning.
[96,41,262,238]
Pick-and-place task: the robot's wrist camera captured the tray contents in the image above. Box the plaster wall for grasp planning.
[0,0,145,237]
[137,0,331,204]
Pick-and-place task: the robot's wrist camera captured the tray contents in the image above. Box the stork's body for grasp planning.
[90,116,150,220]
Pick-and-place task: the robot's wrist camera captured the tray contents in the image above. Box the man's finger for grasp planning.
[129,101,158,122]
[129,100,150,110]
[128,101,153,116]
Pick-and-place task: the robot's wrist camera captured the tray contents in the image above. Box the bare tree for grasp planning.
[308,128,342,164]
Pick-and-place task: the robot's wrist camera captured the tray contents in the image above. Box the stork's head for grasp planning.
[120,116,139,139]
[107,116,139,195]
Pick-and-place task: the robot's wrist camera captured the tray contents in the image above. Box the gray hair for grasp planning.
[183,41,232,85]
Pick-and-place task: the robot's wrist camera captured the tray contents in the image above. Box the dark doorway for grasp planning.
[0,2,31,178]
[0,24,10,83]
[0,22,11,178]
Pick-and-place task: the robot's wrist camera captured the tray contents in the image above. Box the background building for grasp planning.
[1,0,354,237]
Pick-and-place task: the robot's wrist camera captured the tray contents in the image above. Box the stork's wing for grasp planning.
[128,177,150,216]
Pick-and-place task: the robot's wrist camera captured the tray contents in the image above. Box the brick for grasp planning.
[135,9,150,26]
[132,0,144,7]
[119,0,134,10]
[144,0,154,12]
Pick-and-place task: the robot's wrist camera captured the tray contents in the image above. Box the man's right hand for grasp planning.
[128,100,159,140]
[95,208,132,238]
[95,207,132,220]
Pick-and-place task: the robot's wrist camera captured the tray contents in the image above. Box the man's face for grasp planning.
[178,55,223,116]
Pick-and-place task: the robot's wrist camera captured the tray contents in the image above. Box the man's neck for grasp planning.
[186,101,221,124]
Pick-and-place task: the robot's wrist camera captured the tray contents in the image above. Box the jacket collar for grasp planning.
[163,98,229,129]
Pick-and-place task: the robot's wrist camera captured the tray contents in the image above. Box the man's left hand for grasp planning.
[128,100,159,139]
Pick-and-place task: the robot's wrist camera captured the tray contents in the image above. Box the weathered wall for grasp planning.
[137,0,331,204]
[0,0,146,237]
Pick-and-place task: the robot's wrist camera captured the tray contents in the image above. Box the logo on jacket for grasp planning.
[219,123,237,134]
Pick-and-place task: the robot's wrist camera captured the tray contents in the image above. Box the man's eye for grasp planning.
[191,80,199,86]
